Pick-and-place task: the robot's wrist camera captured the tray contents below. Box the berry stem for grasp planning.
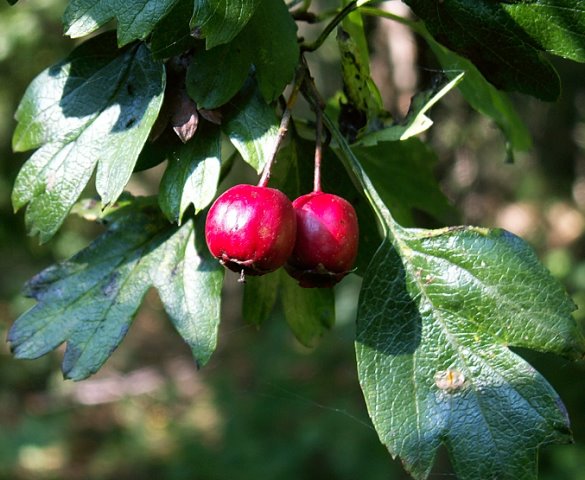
[314,106,323,193]
[258,68,305,188]
[300,59,392,237]
[298,57,326,193]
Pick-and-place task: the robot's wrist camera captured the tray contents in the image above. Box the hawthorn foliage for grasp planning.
[5,0,585,478]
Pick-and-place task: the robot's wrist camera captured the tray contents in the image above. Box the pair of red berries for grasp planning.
[205,184,359,288]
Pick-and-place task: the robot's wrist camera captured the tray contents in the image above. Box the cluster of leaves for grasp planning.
[5,0,585,479]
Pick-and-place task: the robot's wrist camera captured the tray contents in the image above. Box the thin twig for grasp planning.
[257,68,306,188]
[301,1,358,52]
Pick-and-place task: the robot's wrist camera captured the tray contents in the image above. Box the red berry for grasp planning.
[286,192,359,288]
[205,184,297,276]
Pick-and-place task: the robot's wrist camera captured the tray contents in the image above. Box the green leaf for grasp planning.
[280,270,336,348]
[151,0,197,59]
[352,139,454,226]
[11,33,165,242]
[356,73,463,147]
[151,213,224,368]
[242,0,299,103]
[420,27,532,154]
[191,0,262,49]
[8,197,224,380]
[243,273,280,326]
[159,123,222,223]
[63,0,180,46]
[221,82,280,173]
[186,42,250,109]
[187,0,299,108]
[403,0,562,100]
[321,111,585,480]
[337,20,385,140]
[501,0,585,63]
[356,227,582,479]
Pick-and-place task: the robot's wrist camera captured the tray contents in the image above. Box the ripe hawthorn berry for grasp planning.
[205,184,297,277]
[286,191,359,288]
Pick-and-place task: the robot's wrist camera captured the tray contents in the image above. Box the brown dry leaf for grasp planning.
[171,88,199,143]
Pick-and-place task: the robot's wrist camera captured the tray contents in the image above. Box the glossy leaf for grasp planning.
[8,197,223,380]
[191,0,262,49]
[356,227,581,479]
[64,0,180,46]
[11,34,164,242]
[159,123,222,223]
[221,83,280,173]
[502,0,585,63]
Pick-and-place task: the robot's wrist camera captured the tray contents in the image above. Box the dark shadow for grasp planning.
[355,239,423,355]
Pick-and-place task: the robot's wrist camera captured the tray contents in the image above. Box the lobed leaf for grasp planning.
[11,33,164,242]
[151,214,224,367]
[356,227,583,479]
[64,0,181,46]
[8,197,224,380]
[322,111,585,480]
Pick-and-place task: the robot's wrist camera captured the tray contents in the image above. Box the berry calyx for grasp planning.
[205,184,297,276]
[286,191,359,288]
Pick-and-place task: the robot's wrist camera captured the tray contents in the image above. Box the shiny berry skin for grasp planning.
[286,192,359,288]
[205,184,297,276]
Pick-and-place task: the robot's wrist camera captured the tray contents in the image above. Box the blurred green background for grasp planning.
[1,1,585,479]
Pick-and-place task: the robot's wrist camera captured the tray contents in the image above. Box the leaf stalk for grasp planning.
[301,1,358,52]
